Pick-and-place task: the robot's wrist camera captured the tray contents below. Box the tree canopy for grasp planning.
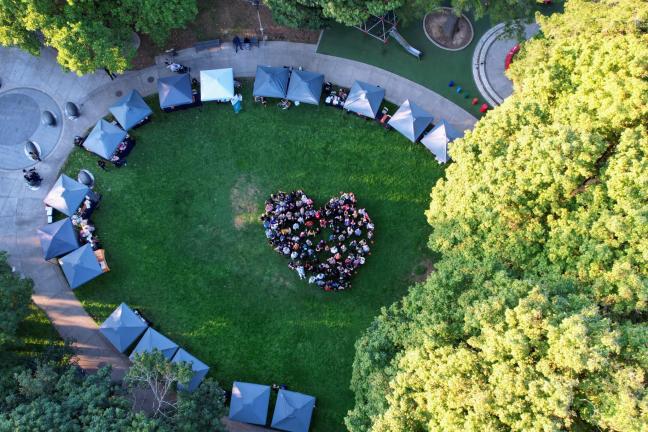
[0,252,32,347]
[347,0,648,430]
[0,0,196,75]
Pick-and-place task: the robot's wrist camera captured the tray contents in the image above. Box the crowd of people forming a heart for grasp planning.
[260,190,374,291]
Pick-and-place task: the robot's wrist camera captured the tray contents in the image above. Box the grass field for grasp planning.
[63,84,442,430]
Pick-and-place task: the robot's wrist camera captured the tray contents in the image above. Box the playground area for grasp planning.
[318,15,491,116]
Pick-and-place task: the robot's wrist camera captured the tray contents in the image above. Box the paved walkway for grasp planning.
[472,23,539,106]
[0,41,477,384]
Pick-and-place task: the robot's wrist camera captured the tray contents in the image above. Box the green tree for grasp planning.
[174,378,227,432]
[122,0,197,46]
[347,0,648,430]
[265,0,402,28]
[0,252,32,346]
[0,363,161,431]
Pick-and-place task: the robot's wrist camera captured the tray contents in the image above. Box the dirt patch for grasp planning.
[131,0,319,69]
[230,175,261,229]
[411,257,435,283]
[424,9,474,51]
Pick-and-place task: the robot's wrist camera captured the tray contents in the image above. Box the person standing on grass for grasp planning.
[97,160,107,172]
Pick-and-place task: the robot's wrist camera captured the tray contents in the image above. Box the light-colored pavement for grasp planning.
[0,41,478,383]
[472,23,539,106]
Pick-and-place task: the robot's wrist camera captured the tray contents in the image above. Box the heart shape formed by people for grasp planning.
[260,190,374,291]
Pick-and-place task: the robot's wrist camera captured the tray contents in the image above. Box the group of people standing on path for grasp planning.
[260,190,374,291]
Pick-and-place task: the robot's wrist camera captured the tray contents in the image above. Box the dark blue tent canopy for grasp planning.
[83,119,127,159]
[129,327,179,361]
[109,90,152,130]
[343,81,385,118]
[171,348,209,392]
[286,70,324,105]
[253,66,290,99]
[388,99,433,142]
[158,74,193,109]
[59,244,103,289]
[99,303,149,353]
[229,381,271,425]
[420,119,463,164]
[38,218,80,260]
[271,389,316,432]
[44,174,90,216]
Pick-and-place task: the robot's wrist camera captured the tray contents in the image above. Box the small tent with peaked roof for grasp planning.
[286,70,324,105]
[171,348,209,392]
[99,303,149,353]
[200,68,235,101]
[44,174,89,216]
[271,389,316,432]
[59,244,103,289]
[109,90,152,130]
[158,74,193,109]
[129,327,179,361]
[38,218,80,260]
[83,119,127,159]
[388,99,433,142]
[253,66,290,99]
[228,381,271,425]
[420,119,462,164]
[343,81,385,118]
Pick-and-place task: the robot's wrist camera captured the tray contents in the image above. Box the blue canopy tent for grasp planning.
[109,90,152,130]
[286,70,324,105]
[228,381,271,425]
[38,218,80,260]
[271,389,316,432]
[44,174,90,216]
[158,74,193,109]
[171,348,209,392]
[59,244,103,289]
[83,119,127,159]
[253,66,290,99]
[99,303,149,353]
[129,327,179,361]
[420,119,463,164]
[388,99,433,142]
[343,81,385,118]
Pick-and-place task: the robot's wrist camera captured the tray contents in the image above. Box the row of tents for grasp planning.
[230,381,315,432]
[40,174,106,288]
[99,304,316,431]
[99,303,209,392]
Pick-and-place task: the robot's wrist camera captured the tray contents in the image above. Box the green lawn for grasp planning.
[63,84,442,431]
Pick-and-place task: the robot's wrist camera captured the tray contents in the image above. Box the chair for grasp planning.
[94,249,110,273]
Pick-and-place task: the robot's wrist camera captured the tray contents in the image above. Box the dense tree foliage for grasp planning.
[0,0,196,75]
[347,0,648,430]
[0,252,32,347]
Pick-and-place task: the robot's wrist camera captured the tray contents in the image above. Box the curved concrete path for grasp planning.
[0,41,477,382]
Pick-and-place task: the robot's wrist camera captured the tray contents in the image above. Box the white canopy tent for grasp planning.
[200,68,235,102]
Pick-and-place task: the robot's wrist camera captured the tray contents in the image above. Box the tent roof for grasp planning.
[200,68,235,101]
[253,66,290,99]
[59,244,103,289]
[129,327,179,361]
[343,81,385,118]
[228,381,271,425]
[388,99,433,142]
[109,90,152,130]
[99,302,149,353]
[158,74,193,108]
[38,218,80,260]
[84,119,127,159]
[171,348,209,392]
[420,120,462,164]
[286,70,324,105]
[44,174,90,216]
[271,389,316,432]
